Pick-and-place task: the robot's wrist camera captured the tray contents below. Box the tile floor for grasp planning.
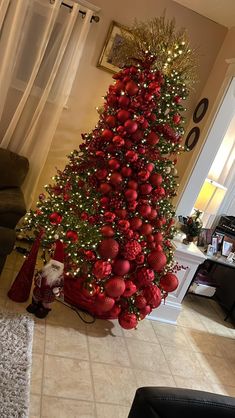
[0,248,235,418]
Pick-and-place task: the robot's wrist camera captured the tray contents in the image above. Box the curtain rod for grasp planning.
[60,1,100,22]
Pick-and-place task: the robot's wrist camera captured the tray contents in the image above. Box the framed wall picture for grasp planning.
[185,126,200,150]
[97,21,130,74]
[193,98,209,123]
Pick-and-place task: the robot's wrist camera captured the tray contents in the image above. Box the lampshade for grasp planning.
[194,178,227,215]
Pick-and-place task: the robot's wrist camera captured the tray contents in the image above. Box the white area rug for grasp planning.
[0,313,34,418]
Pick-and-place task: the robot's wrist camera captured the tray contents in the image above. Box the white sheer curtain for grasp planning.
[0,0,94,206]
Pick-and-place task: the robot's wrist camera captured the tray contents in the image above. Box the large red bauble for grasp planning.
[99,183,112,195]
[100,225,115,237]
[108,158,120,169]
[123,280,137,297]
[139,204,152,217]
[96,294,115,312]
[143,284,162,308]
[93,260,112,279]
[124,119,138,134]
[147,251,167,272]
[114,80,125,93]
[146,163,154,172]
[136,267,155,287]
[128,180,138,190]
[138,170,150,182]
[118,220,130,231]
[160,273,179,292]
[107,94,117,106]
[125,189,138,201]
[154,232,163,243]
[139,223,152,236]
[117,109,130,123]
[121,167,132,177]
[129,217,142,230]
[105,276,126,297]
[112,259,130,275]
[148,209,158,220]
[98,238,119,259]
[102,129,113,141]
[140,183,152,195]
[125,80,139,96]
[150,173,163,187]
[66,230,78,242]
[135,295,147,309]
[110,172,123,185]
[118,312,137,329]
[118,95,130,108]
[113,135,125,147]
[106,115,116,128]
[146,131,159,146]
[125,150,138,162]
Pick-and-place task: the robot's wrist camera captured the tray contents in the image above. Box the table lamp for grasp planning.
[193,178,227,226]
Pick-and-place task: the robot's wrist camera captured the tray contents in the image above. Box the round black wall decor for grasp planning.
[193,98,209,123]
[185,127,200,150]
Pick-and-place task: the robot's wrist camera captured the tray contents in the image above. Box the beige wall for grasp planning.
[35,0,227,203]
[176,26,235,206]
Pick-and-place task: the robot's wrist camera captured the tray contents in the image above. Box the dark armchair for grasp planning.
[128,387,235,418]
[0,148,29,273]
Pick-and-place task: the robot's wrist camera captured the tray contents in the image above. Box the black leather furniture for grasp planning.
[128,387,235,418]
[0,148,29,273]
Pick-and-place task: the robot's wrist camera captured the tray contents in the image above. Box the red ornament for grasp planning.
[150,173,163,187]
[132,129,144,142]
[107,94,118,106]
[139,304,151,319]
[125,189,138,201]
[140,183,152,195]
[118,312,137,329]
[113,135,125,147]
[112,259,130,276]
[123,280,137,297]
[128,201,138,211]
[108,304,121,318]
[136,267,155,287]
[146,131,159,146]
[117,109,130,123]
[93,260,112,279]
[96,293,115,312]
[143,284,162,308]
[100,197,109,208]
[114,80,125,93]
[96,169,108,180]
[104,212,116,223]
[139,223,152,236]
[146,163,154,172]
[128,180,138,190]
[138,170,150,182]
[173,114,181,124]
[154,232,163,243]
[118,95,130,108]
[139,204,152,217]
[98,238,119,259]
[84,250,96,261]
[148,209,158,220]
[174,95,181,104]
[118,220,130,231]
[110,172,123,185]
[121,167,132,177]
[147,251,167,272]
[125,150,138,162]
[115,209,127,219]
[125,80,139,96]
[66,230,78,242]
[124,119,138,134]
[160,273,179,292]
[135,294,147,309]
[49,212,62,225]
[100,225,115,237]
[123,240,142,260]
[129,217,142,230]
[102,129,113,141]
[105,276,126,297]
[106,115,116,128]
[99,183,112,195]
[136,253,145,264]
[108,158,120,170]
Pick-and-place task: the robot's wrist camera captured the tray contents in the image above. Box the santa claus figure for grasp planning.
[27,240,64,318]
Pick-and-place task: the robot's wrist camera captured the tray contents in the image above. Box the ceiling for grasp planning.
[173,0,235,28]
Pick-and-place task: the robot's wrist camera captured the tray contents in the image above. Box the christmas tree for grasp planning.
[20,17,196,329]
